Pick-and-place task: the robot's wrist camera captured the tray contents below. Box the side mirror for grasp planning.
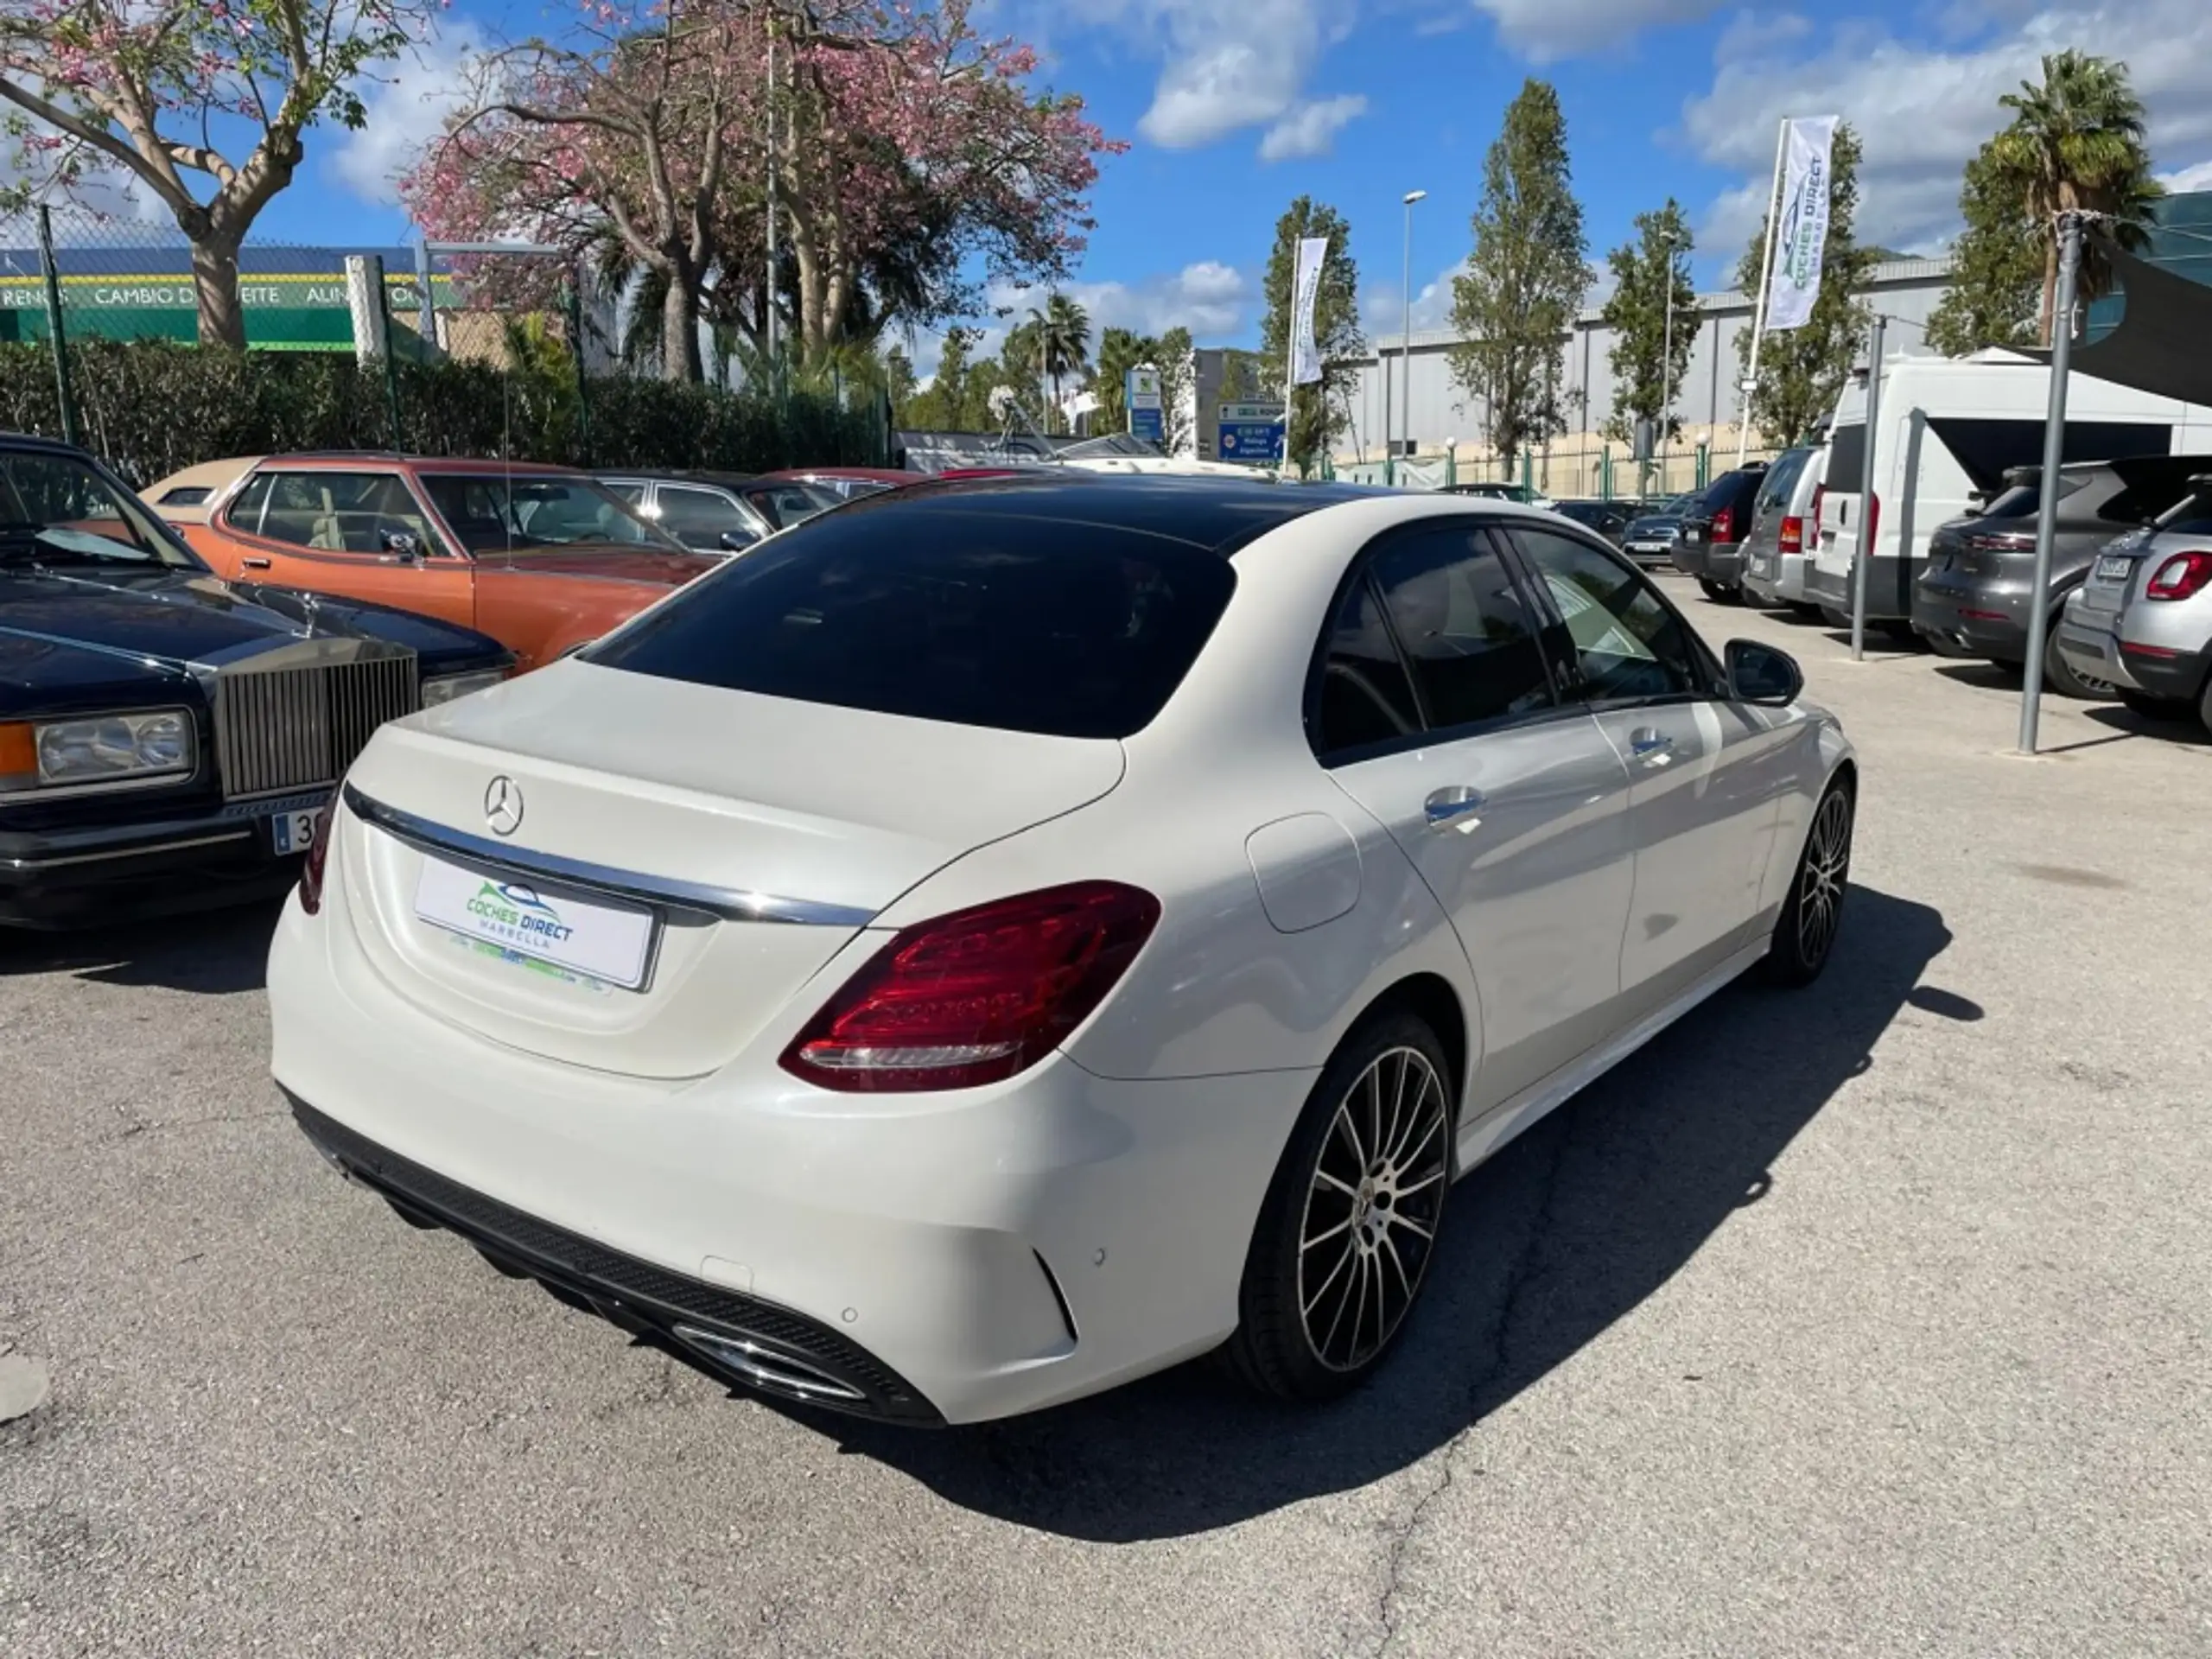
[718,529,760,552]
[380,530,420,562]
[1726,639,1803,706]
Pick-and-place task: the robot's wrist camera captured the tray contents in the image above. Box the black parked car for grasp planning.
[0,435,513,928]
[1912,453,2211,696]
[1672,464,1770,601]
[1550,498,1634,547]
[1618,492,1699,568]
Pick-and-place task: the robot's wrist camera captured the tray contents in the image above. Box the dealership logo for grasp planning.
[484,774,524,836]
[464,880,575,944]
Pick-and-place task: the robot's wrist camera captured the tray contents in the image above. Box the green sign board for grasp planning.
[0,270,456,352]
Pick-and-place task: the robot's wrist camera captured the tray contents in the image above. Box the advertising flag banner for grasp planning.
[1289,236,1330,385]
[1764,116,1839,332]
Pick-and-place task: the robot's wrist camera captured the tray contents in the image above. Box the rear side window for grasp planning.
[1827,425,1865,489]
[1368,528,1553,731]
[257,472,429,552]
[158,485,212,506]
[1313,572,1423,755]
[586,507,1236,740]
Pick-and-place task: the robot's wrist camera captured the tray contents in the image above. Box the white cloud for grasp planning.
[1259,93,1370,161]
[327,22,486,206]
[1682,0,2212,257]
[1052,0,1349,150]
[1363,259,1465,334]
[2159,158,2212,194]
[1464,0,1728,60]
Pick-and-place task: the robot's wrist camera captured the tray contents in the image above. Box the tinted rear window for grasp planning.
[1755,449,1811,512]
[584,507,1236,739]
[1827,425,1865,491]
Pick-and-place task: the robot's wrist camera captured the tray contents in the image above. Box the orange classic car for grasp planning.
[179,454,721,670]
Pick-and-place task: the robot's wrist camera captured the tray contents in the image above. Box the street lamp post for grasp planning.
[1402,190,1427,473]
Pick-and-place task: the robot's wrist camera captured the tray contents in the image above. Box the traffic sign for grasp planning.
[1217,420,1285,463]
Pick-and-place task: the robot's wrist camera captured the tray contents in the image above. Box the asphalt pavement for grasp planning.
[4,582,2209,1656]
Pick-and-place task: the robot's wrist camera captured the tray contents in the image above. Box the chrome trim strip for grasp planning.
[2,829,253,871]
[341,783,878,928]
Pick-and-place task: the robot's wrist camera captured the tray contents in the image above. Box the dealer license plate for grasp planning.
[2094,554,2135,582]
[270,806,322,855]
[413,855,656,990]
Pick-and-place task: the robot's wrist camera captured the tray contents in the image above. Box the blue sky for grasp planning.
[238,0,2212,373]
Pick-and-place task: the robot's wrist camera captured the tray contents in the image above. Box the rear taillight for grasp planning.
[1778,516,1804,555]
[2145,550,2212,601]
[298,806,334,915]
[1712,505,1734,543]
[1866,492,1881,555]
[780,881,1161,1092]
[1961,531,2037,552]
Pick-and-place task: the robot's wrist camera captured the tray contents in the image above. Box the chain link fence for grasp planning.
[0,202,887,485]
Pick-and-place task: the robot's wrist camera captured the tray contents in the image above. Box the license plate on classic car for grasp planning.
[2094,554,2135,581]
[413,855,656,989]
[269,806,322,855]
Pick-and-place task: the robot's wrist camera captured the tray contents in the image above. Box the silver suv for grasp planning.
[1742,444,1827,613]
[2056,476,2212,732]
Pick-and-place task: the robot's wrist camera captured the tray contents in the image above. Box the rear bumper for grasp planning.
[2113,636,2212,702]
[2054,614,2142,693]
[268,886,1306,1425]
[1669,537,1712,579]
[0,799,308,930]
[1912,571,2030,660]
[290,1095,943,1423]
[1742,548,1808,605]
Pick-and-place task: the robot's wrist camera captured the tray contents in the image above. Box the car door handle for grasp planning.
[240,556,271,569]
[1424,786,1486,830]
[1630,728,1675,761]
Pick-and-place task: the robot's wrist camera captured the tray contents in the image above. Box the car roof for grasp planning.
[596,467,758,487]
[259,452,587,477]
[830,471,1393,554]
[757,467,917,484]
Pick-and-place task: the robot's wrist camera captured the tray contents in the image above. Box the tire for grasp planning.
[1224,1011,1454,1402]
[1820,605,1850,629]
[2117,690,2188,721]
[1763,779,1854,989]
[1698,578,1738,605]
[2042,623,2116,700]
[1922,630,1975,660]
[2200,671,2212,742]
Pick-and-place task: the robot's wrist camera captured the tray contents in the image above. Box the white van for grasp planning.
[1808,350,2212,626]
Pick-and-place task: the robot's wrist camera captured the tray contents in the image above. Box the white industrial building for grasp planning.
[1338,254,1956,493]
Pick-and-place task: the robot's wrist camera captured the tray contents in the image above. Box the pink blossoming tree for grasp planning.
[404,0,1117,383]
[0,0,442,349]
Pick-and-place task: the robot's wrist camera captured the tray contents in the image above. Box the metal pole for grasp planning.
[1738,118,1789,467]
[1850,313,1885,663]
[414,242,439,353]
[568,270,593,467]
[765,32,779,378]
[1401,190,1423,464]
[35,206,77,447]
[2018,215,2082,755]
[374,266,404,448]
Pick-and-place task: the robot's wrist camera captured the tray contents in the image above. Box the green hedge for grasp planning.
[0,339,886,486]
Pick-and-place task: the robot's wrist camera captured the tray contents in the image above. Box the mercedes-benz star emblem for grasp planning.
[484,775,524,837]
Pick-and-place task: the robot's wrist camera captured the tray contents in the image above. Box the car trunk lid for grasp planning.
[333,660,1125,1078]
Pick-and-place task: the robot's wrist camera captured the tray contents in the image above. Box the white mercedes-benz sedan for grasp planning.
[271,474,1856,1426]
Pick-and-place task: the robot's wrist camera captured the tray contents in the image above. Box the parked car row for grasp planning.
[1662,352,2212,741]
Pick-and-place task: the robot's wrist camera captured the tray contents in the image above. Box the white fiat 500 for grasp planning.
[272,475,1856,1426]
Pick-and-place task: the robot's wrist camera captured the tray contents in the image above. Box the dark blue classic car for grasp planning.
[0,435,512,928]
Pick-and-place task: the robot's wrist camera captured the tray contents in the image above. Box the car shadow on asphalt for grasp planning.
[0,896,281,994]
[809,883,1958,1541]
[2082,703,2210,747]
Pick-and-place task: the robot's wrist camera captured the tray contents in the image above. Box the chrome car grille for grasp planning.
[215,652,418,801]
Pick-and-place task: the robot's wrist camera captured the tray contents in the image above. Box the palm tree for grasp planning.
[1029,292,1092,431]
[1089,327,1151,432]
[1990,50,2161,345]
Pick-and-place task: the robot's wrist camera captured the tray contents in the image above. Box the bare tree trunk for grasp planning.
[191,234,249,352]
[661,273,702,384]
